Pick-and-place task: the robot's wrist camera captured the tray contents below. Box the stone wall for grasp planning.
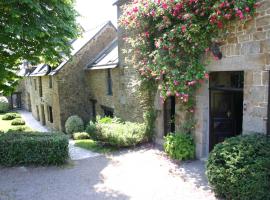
[22,75,61,130]
[193,0,270,158]
[56,23,117,130]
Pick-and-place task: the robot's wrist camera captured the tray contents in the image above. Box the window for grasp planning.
[34,79,37,90]
[47,106,53,123]
[39,77,43,97]
[101,105,114,118]
[49,76,53,89]
[107,69,113,95]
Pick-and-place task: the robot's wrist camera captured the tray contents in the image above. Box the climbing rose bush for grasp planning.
[120,0,258,109]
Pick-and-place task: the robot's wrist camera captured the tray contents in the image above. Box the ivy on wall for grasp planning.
[120,0,258,113]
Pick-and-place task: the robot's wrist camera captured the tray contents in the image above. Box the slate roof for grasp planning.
[86,38,118,70]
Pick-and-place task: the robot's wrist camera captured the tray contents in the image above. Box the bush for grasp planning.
[7,126,31,132]
[11,118,25,126]
[0,97,9,113]
[85,120,97,139]
[97,116,113,124]
[206,135,270,200]
[65,115,84,134]
[2,113,16,120]
[163,133,195,160]
[73,132,90,140]
[0,132,69,166]
[95,118,147,148]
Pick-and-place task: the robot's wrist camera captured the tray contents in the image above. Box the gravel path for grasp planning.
[0,146,217,200]
[18,110,48,132]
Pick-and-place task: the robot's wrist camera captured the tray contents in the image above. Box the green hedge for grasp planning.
[164,133,195,160]
[206,135,270,200]
[2,113,16,120]
[11,118,25,126]
[65,115,84,134]
[0,132,69,166]
[95,118,147,148]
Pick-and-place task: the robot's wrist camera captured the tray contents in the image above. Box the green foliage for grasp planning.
[75,139,116,154]
[143,108,156,140]
[206,135,270,200]
[95,117,147,148]
[2,113,16,120]
[0,132,69,166]
[73,132,90,140]
[65,115,84,135]
[164,133,195,160]
[0,0,80,94]
[97,116,113,124]
[0,97,9,113]
[85,120,97,139]
[7,126,31,132]
[11,118,25,126]
[120,0,257,108]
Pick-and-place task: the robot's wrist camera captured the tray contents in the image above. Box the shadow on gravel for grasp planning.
[0,156,129,200]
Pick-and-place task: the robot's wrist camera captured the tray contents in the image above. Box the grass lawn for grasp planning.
[0,113,31,133]
[74,139,116,154]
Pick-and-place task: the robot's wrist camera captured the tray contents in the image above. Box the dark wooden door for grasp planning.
[209,89,243,150]
[164,96,175,136]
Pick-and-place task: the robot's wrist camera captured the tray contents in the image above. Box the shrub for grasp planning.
[2,113,16,120]
[95,118,147,148]
[7,126,31,132]
[0,97,9,113]
[11,118,26,126]
[97,116,112,124]
[65,115,84,134]
[85,120,97,139]
[164,133,195,160]
[73,132,90,140]
[0,132,69,166]
[206,135,270,200]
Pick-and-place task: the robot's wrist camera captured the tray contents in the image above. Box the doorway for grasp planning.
[10,92,22,110]
[40,105,46,126]
[164,96,176,136]
[209,71,244,151]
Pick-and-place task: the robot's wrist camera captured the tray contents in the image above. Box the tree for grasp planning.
[0,0,80,95]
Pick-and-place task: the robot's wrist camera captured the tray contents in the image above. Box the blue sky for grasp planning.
[75,0,118,31]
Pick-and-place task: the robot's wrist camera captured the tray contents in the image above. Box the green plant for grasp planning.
[2,113,16,120]
[7,126,32,132]
[65,115,84,135]
[164,133,195,160]
[73,132,90,140]
[11,118,25,126]
[97,116,113,124]
[75,139,116,154]
[0,97,9,113]
[206,135,270,200]
[0,132,69,166]
[85,120,97,139]
[95,118,147,148]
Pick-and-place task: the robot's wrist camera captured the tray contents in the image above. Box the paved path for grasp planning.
[18,110,48,132]
[0,146,217,200]
[18,110,100,161]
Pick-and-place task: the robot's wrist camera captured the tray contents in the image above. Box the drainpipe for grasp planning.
[267,70,270,136]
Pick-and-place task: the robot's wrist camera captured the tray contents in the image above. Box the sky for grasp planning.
[75,0,118,31]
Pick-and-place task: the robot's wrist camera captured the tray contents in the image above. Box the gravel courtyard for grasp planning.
[0,145,217,200]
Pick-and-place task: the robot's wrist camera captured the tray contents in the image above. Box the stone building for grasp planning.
[115,0,270,159]
[19,22,117,131]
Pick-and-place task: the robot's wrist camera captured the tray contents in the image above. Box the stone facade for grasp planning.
[19,22,117,131]
[116,0,270,158]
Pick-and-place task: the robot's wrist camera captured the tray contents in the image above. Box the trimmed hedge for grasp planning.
[95,118,147,148]
[0,132,69,166]
[11,118,25,126]
[65,115,84,134]
[164,133,195,160]
[2,113,16,120]
[206,135,270,200]
[73,132,90,140]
